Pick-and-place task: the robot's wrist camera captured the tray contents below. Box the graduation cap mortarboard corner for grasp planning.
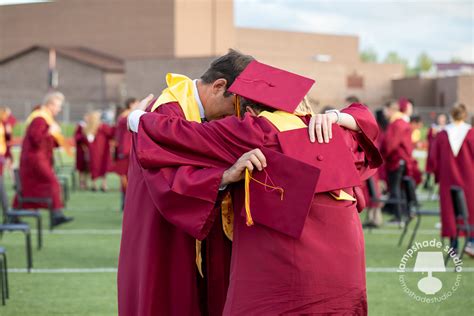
[229,60,315,113]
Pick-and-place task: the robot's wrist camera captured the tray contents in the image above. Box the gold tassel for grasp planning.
[244,168,285,227]
[234,95,241,118]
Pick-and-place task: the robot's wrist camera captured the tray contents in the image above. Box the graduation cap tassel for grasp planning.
[244,168,285,227]
[244,168,254,226]
[234,95,241,118]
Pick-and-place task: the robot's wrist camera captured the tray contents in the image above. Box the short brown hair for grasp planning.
[201,49,254,97]
[451,103,468,121]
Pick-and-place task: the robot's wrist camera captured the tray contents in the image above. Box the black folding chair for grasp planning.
[54,150,76,193]
[13,169,54,231]
[0,222,32,272]
[398,176,439,249]
[0,246,8,305]
[0,176,42,249]
[447,186,473,262]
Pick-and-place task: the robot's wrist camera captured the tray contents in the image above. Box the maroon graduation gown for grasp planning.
[381,118,421,184]
[74,125,88,173]
[84,124,114,180]
[135,103,382,315]
[117,101,229,316]
[113,114,132,176]
[13,117,63,209]
[431,128,474,238]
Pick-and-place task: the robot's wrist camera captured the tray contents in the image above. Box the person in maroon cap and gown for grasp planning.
[113,98,139,209]
[77,111,114,192]
[74,119,89,189]
[127,61,382,315]
[13,92,73,226]
[381,98,420,223]
[425,113,447,188]
[118,50,255,316]
[430,103,474,256]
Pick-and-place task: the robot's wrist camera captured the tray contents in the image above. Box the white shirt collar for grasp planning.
[193,79,205,120]
[445,122,471,157]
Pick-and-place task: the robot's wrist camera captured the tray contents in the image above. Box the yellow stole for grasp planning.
[25,107,73,156]
[0,124,6,156]
[153,74,231,277]
[151,73,202,123]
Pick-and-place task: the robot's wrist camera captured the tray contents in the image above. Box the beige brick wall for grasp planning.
[236,28,360,65]
[174,0,234,57]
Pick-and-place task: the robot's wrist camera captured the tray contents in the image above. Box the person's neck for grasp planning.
[42,105,54,116]
[196,79,210,119]
[453,120,464,126]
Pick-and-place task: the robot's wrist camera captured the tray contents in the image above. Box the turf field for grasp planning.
[0,153,472,315]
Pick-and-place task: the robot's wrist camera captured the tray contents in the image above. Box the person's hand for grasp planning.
[138,94,155,111]
[308,112,338,143]
[221,149,267,186]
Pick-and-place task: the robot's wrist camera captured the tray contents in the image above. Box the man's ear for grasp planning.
[212,78,227,95]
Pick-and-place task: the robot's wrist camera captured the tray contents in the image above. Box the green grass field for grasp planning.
[0,152,472,315]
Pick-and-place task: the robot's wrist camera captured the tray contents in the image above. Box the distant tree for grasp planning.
[415,52,433,72]
[450,57,464,63]
[384,51,406,64]
[360,48,378,63]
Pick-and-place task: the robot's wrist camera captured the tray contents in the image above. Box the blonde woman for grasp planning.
[78,111,114,191]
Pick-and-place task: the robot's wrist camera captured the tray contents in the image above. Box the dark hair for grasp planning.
[451,103,467,121]
[410,115,422,123]
[239,97,274,116]
[345,95,360,103]
[125,97,138,109]
[201,49,255,97]
[375,108,388,130]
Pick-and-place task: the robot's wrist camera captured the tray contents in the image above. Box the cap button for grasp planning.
[317,155,324,161]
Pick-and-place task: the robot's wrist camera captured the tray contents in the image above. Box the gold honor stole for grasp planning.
[242,111,356,225]
[0,123,6,156]
[25,107,73,156]
[151,74,231,277]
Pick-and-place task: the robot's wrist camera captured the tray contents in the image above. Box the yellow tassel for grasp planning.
[234,95,241,118]
[244,168,285,227]
[244,168,253,226]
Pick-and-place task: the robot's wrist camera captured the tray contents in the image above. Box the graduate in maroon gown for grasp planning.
[77,111,114,192]
[74,119,89,189]
[12,92,73,227]
[0,107,16,179]
[431,104,474,256]
[380,98,420,223]
[425,113,447,175]
[129,61,382,315]
[118,50,255,316]
[113,98,139,208]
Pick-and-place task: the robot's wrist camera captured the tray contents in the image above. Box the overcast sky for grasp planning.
[235,0,474,65]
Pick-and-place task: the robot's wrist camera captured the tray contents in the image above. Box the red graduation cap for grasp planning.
[228,60,315,113]
[242,147,320,239]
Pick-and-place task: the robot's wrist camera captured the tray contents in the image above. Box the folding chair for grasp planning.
[447,186,473,262]
[0,222,32,272]
[0,246,8,305]
[13,169,54,231]
[398,176,439,249]
[0,176,43,249]
[54,150,76,192]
